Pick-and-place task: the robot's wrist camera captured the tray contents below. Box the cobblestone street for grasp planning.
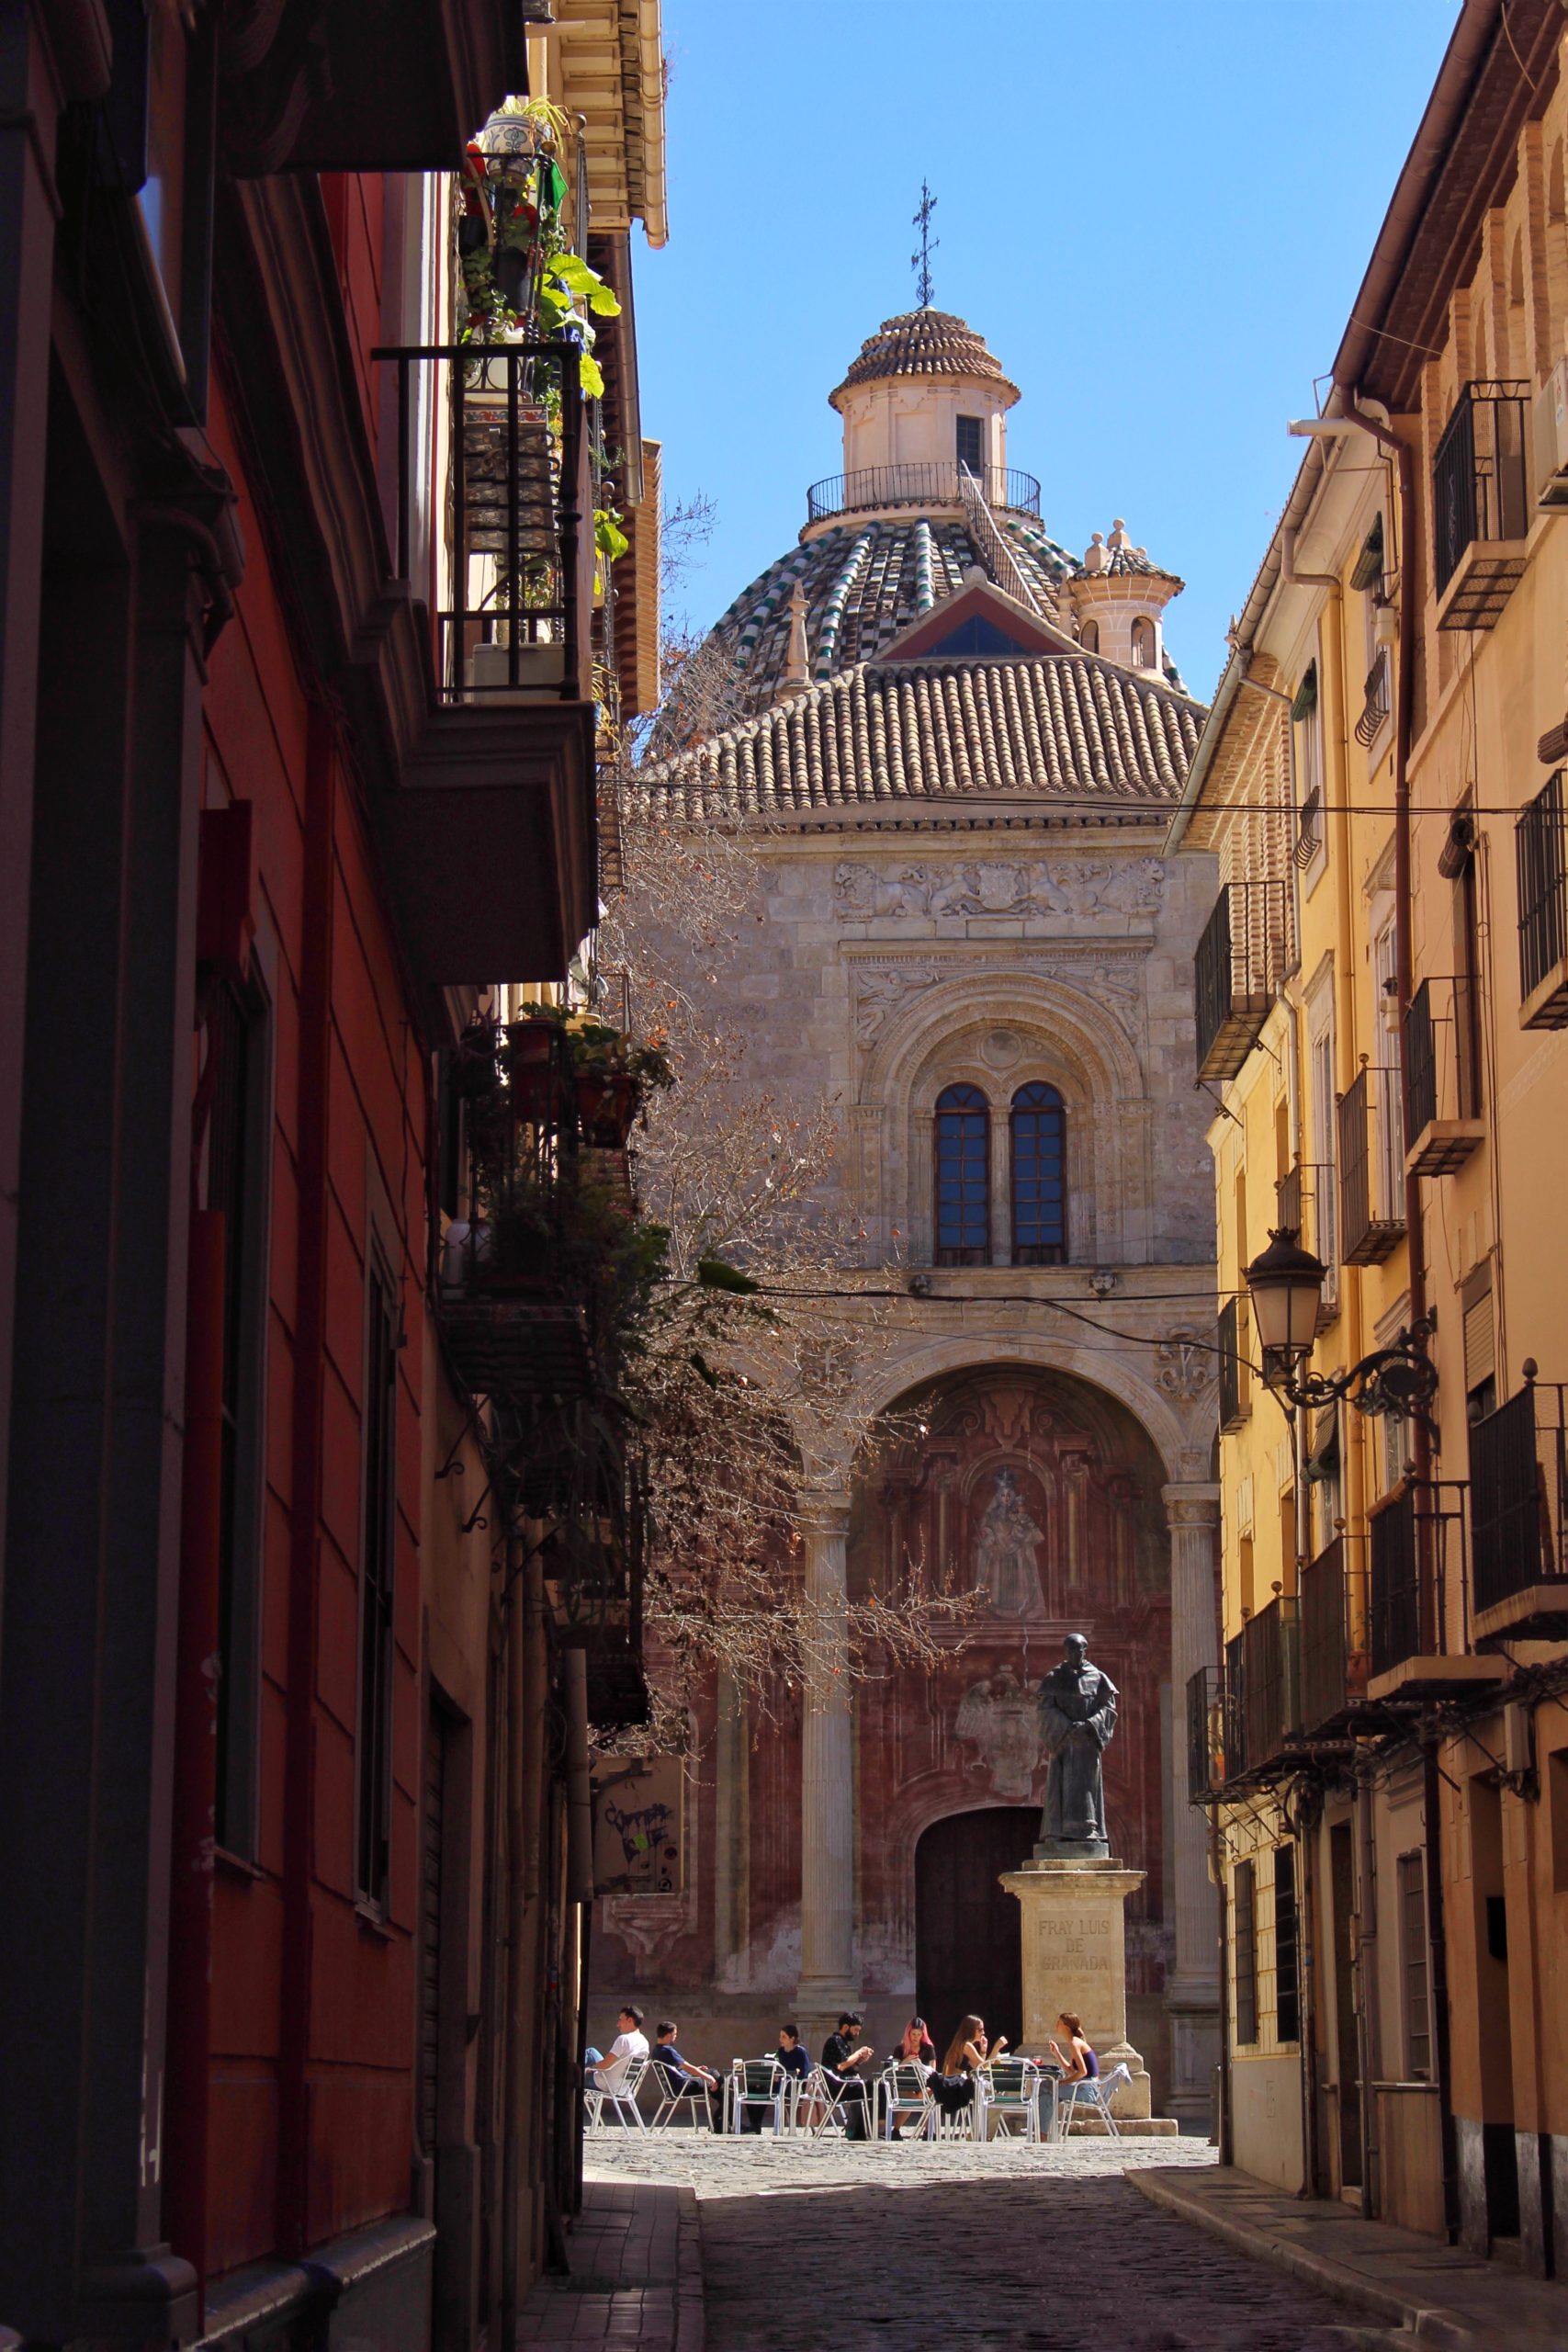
[582,2135,1399,2351]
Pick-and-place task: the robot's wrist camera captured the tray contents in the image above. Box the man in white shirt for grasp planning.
[586,2005,649,2103]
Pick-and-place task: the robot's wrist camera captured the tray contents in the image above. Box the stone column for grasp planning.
[1163,1481,1223,2127]
[796,1498,858,2046]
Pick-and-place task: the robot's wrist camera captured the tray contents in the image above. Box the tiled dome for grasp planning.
[829,310,1020,411]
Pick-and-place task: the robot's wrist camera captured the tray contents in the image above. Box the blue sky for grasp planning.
[633,0,1459,701]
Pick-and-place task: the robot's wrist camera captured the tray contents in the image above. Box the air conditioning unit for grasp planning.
[1532,356,1568,508]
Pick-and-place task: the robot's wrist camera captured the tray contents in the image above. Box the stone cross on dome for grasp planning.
[910,180,938,309]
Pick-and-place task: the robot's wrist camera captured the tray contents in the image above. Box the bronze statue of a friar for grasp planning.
[1034,1633,1118,1860]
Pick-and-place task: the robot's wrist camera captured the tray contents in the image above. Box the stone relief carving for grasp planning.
[972,1468,1045,1614]
[955,1664,1043,1800]
[1155,1328,1213,1407]
[834,856,1165,923]
[600,1890,695,1969]
[852,954,1145,1046]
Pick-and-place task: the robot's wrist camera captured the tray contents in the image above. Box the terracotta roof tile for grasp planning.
[642,653,1204,820]
[829,310,1020,408]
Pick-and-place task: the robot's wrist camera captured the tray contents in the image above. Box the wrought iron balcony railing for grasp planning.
[1517,770,1568,1027]
[1298,1534,1368,1730]
[1469,1374,1568,1635]
[1432,380,1529,628]
[806,462,1042,523]
[1368,1478,1470,1679]
[1337,1066,1406,1264]
[376,341,592,705]
[1404,976,1484,1174]
[1243,1594,1300,1772]
[1186,1665,1224,1802]
[1194,879,1292,1080]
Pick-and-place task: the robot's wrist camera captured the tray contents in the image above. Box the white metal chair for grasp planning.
[728,2057,787,2135]
[803,2063,871,2139]
[583,2052,649,2130]
[877,2062,935,2142]
[647,2057,716,2132]
[1061,2059,1130,2137]
[975,2056,1042,2143]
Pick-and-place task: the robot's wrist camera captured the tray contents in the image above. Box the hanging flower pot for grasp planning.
[575,1068,637,1148]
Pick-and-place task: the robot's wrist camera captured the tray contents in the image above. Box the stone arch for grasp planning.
[857,969,1150,1264]
[857,1337,1190,1487]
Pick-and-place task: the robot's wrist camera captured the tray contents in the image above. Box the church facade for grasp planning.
[594,309,1223,2121]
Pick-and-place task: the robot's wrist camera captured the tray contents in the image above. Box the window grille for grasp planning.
[934,1083,989,1265]
[1234,1859,1258,2044]
[1010,1081,1066,1264]
[1398,1849,1431,2080]
[1274,1844,1301,2044]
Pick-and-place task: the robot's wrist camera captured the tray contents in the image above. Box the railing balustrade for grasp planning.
[1404,977,1483,1172]
[805,462,1042,522]
[1432,380,1529,627]
[1337,1067,1405,1264]
[1470,1375,1568,1622]
[1298,1535,1368,1728]
[1369,1480,1470,1676]
[1242,1595,1300,1770]
[375,341,592,705]
[1217,1295,1250,1432]
[1195,880,1292,1080]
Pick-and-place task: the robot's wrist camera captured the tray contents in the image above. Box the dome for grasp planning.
[829,309,1021,411]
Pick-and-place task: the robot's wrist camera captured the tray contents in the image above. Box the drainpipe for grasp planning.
[500,1538,528,2347]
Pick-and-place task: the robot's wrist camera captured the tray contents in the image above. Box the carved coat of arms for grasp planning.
[955,1664,1043,1800]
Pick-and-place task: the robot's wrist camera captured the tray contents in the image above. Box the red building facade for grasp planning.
[0,5,664,2345]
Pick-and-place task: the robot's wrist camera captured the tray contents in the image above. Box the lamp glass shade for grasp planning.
[1244,1227,1326,1360]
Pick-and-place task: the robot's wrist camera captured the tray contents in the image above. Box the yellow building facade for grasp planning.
[1174,0,1568,2272]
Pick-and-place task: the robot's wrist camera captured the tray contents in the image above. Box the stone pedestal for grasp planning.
[1000,1858,1157,2122]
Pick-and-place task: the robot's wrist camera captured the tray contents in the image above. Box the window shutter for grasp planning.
[1350,514,1385,594]
[1464,1288,1495,1396]
[1291,662,1318,724]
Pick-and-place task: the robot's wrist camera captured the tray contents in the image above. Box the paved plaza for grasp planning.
[576,2132,1404,2351]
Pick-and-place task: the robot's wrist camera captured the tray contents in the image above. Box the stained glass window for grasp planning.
[1010,1081,1066,1265]
[934,1082,989,1265]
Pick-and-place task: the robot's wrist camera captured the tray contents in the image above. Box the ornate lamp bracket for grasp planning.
[1270,1314,1438,1436]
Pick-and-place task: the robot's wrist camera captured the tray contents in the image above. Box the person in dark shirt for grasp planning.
[821,2010,874,2141]
[739,2022,811,2132]
[653,2020,723,2131]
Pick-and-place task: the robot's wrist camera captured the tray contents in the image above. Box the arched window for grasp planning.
[1010,1082,1066,1265]
[1078,618,1100,654]
[1130,616,1156,668]
[934,1083,989,1264]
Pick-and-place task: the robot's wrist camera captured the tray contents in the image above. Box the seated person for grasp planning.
[821,2010,874,2141]
[584,2005,649,2111]
[889,2015,936,2072]
[931,2014,1009,2120]
[739,2023,810,2132]
[1047,2009,1099,2089]
[653,2019,723,2129]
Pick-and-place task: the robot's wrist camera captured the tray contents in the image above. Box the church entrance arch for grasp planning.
[914,1807,1037,2056]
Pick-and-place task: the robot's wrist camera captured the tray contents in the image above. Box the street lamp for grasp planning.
[1242,1227,1438,1428]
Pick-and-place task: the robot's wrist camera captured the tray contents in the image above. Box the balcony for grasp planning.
[1298,1535,1368,1731]
[1516,771,1568,1028]
[1368,1479,1502,1702]
[1404,978,1484,1176]
[1433,382,1529,631]
[1470,1375,1568,1639]
[543,1435,649,1731]
[1194,879,1291,1080]
[1217,1295,1251,1433]
[1186,1666,1224,1802]
[806,463,1042,524]
[1243,1594,1300,1773]
[374,343,598,991]
[1337,1067,1406,1265]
